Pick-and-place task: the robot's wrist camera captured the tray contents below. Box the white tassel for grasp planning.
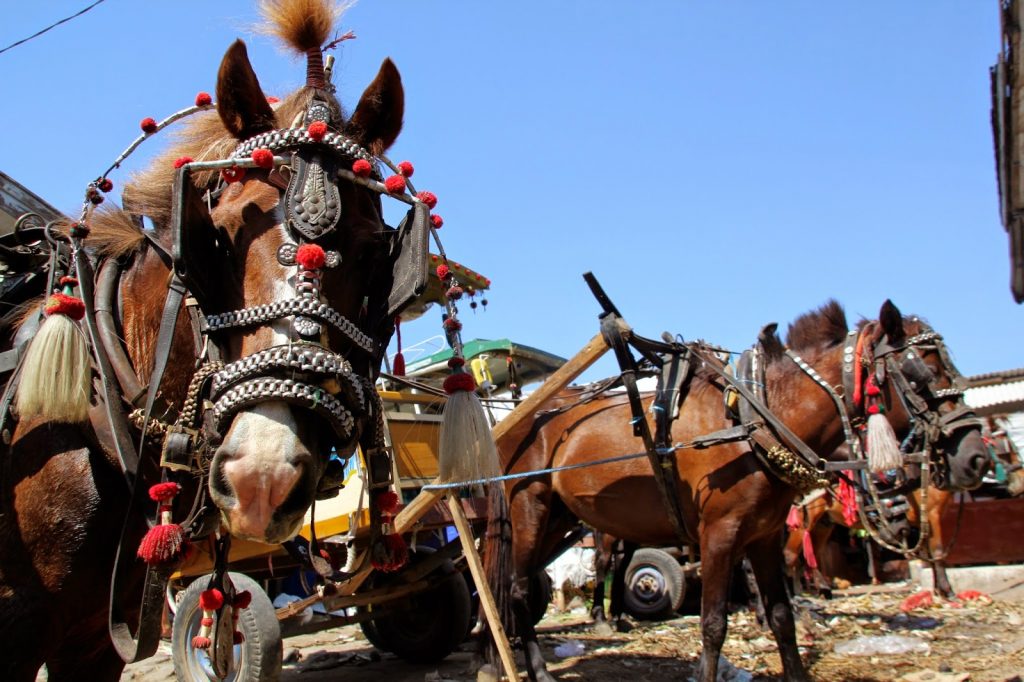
[16,302,91,423]
[438,361,500,485]
[866,412,902,472]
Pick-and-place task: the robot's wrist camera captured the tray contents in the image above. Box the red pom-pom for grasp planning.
[59,276,78,287]
[233,631,245,644]
[148,481,181,502]
[251,148,274,169]
[397,161,414,177]
[266,96,280,104]
[867,404,880,415]
[384,175,407,194]
[137,523,185,564]
[233,590,252,609]
[221,167,245,183]
[44,293,85,321]
[436,264,450,280]
[195,92,212,107]
[393,352,406,377]
[352,159,372,177]
[430,214,444,229]
[376,490,400,515]
[446,285,464,300]
[448,357,466,369]
[307,121,328,141]
[295,244,326,270]
[416,191,437,209]
[173,156,193,169]
[443,371,476,395]
[140,117,158,134]
[87,188,104,205]
[199,588,225,611]
[443,317,462,332]
[865,377,882,397]
[191,635,211,650]
[98,178,114,193]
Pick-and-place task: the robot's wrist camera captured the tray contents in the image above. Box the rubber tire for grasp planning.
[622,548,685,620]
[528,570,553,625]
[172,572,282,682]
[370,566,473,663]
[359,616,389,652]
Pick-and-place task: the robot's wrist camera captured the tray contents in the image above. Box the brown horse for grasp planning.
[785,438,1024,599]
[493,300,988,682]
[0,2,423,680]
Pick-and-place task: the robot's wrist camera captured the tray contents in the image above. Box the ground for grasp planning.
[115,578,1024,682]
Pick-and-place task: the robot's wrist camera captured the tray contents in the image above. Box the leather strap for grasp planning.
[138,276,188,449]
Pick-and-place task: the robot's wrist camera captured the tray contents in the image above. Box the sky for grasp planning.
[1,1,1019,384]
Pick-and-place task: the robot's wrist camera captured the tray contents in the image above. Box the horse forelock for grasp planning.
[785,299,848,352]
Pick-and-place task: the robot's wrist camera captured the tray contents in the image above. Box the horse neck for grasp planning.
[763,344,847,457]
[119,250,196,407]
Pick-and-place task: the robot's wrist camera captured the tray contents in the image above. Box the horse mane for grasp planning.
[784,299,849,352]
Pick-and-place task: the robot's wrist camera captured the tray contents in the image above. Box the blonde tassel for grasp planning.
[438,358,499,485]
[16,295,91,424]
[866,412,902,472]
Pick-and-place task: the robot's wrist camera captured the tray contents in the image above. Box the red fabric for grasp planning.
[174,156,193,169]
[786,506,802,530]
[416,191,438,209]
[221,167,245,183]
[899,590,934,612]
[956,590,993,604]
[136,523,184,564]
[296,243,326,270]
[148,482,181,502]
[443,371,476,394]
[140,117,158,134]
[251,148,274,168]
[352,159,372,177]
[98,178,113,193]
[199,588,224,611]
[384,175,406,194]
[837,475,859,527]
[307,121,328,141]
[802,527,818,570]
[44,293,85,321]
[233,590,252,609]
[430,214,444,229]
[436,264,450,280]
[195,92,212,107]
[397,160,414,177]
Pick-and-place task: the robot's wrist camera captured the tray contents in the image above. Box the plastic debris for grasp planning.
[834,634,931,656]
[553,640,586,658]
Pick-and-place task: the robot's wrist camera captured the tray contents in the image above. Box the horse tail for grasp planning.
[480,481,515,669]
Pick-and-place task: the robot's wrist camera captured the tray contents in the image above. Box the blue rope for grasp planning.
[421,447,674,491]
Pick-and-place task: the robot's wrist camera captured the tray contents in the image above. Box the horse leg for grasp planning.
[746,536,811,682]
[590,530,613,634]
[695,530,739,682]
[927,489,955,599]
[45,640,125,682]
[609,541,635,632]
[0,587,51,682]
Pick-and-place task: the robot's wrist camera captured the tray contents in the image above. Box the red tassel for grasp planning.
[137,523,185,564]
[393,317,406,376]
[376,490,400,515]
[371,520,408,572]
[191,635,212,649]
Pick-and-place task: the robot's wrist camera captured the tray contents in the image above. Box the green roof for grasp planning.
[404,338,565,390]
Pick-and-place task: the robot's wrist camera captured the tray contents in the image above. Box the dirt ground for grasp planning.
[117,580,1024,682]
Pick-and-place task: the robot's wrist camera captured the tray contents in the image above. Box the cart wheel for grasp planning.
[528,570,553,625]
[172,572,282,682]
[359,615,389,652]
[622,548,685,620]
[368,561,472,663]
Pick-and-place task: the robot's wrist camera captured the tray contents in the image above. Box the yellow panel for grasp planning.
[390,419,441,481]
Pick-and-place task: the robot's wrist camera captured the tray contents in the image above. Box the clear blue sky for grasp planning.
[1,2,1019,382]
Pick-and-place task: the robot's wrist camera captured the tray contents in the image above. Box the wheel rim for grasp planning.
[182,610,245,682]
[629,566,667,606]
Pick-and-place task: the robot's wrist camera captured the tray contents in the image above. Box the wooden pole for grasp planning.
[447,494,519,681]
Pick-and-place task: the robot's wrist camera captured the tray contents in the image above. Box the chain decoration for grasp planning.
[762,445,828,494]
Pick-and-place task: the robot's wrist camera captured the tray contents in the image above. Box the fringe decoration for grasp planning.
[16,279,91,424]
[191,588,224,650]
[438,357,500,484]
[370,490,407,572]
[137,482,186,565]
[392,317,405,376]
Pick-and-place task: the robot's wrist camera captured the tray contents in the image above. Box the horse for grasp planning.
[784,433,1024,600]
[490,299,989,682]
[0,2,430,679]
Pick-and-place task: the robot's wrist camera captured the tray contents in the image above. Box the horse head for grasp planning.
[110,3,426,544]
[865,300,988,491]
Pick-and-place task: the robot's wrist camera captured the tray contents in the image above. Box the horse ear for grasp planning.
[216,40,277,140]
[878,299,905,344]
[758,322,784,359]
[345,58,404,156]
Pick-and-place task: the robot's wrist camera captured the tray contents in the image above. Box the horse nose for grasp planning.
[969,452,989,477]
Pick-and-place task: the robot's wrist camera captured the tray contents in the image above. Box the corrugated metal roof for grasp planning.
[964,380,1024,409]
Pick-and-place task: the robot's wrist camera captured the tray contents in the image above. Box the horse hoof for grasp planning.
[615,619,633,633]
[591,621,614,637]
